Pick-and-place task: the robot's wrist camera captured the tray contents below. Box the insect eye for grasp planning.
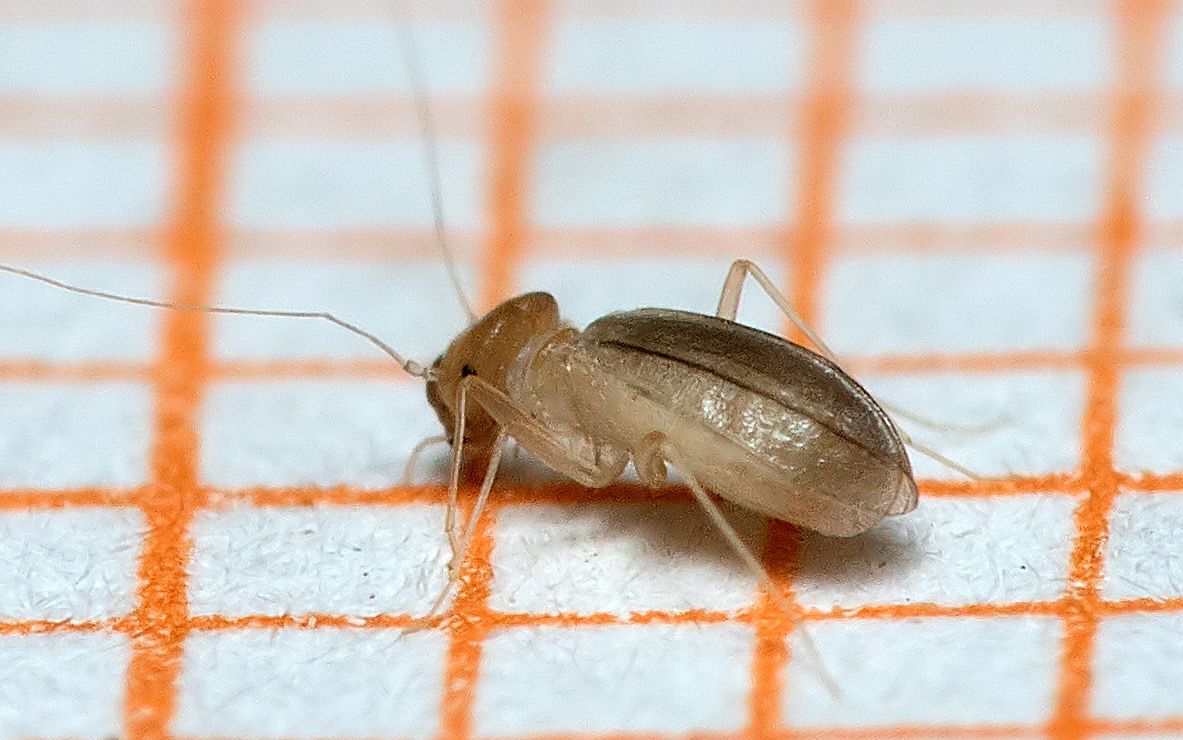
[461,364,477,377]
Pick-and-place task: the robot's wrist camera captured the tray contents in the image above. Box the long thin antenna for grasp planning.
[0,264,430,379]
[391,2,477,323]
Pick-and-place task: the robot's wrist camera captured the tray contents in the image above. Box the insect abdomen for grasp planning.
[574,309,918,536]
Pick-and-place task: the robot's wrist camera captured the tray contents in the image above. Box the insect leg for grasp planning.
[455,427,509,568]
[413,427,509,628]
[636,432,841,698]
[403,426,508,633]
[409,378,625,629]
[715,259,837,360]
[715,259,998,452]
[892,427,982,480]
[402,434,449,485]
[443,383,471,559]
[459,375,628,488]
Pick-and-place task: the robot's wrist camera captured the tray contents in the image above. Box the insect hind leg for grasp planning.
[715,259,999,457]
[635,431,841,699]
[715,259,837,361]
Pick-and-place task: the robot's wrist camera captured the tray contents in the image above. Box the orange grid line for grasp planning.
[6,345,1183,388]
[0,617,126,635]
[440,2,551,737]
[1049,3,1167,739]
[0,486,142,509]
[11,468,1183,516]
[223,92,1128,137]
[2,564,1183,736]
[6,343,1183,389]
[235,0,1105,20]
[0,0,1114,28]
[8,591,1183,638]
[1086,717,1183,736]
[143,717,1183,740]
[916,473,1087,497]
[439,499,500,738]
[478,0,548,312]
[778,724,1042,739]
[221,483,446,507]
[750,2,858,735]
[10,91,1181,140]
[3,222,1176,262]
[120,0,237,735]
[1121,471,1183,491]
[0,349,1097,384]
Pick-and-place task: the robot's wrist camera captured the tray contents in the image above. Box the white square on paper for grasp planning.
[174,628,445,738]
[189,504,449,617]
[249,20,491,96]
[474,623,753,735]
[0,632,129,738]
[0,261,163,362]
[200,379,443,488]
[838,135,1103,223]
[1103,491,1183,600]
[0,141,171,229]
[1168,18,1183,91]
[212,259,472,363]
[1093,612,1183,720]
[859,17,1112,94]
[1116,368,1183,475]
[229,140,485,230]
[784,616,1061,727]
[491,501,764,615]
[822,250,1094,354]
[0,507,144,621]
[0,381,153,488]
[1146,137,1183,220]
[532,138,792,226]
[518,256,788,334]
[858,370,1086,479]
[546,20,806,93]
[0,23,175,95]
[796,494,1078,609]
[1127,247,1183,347]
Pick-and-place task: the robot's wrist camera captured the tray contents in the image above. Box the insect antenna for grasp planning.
[392,2,477,324]
[0,263,432,380]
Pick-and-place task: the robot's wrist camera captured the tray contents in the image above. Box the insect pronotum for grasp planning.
[0,9,978,696]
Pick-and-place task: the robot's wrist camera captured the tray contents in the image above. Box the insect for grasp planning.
[0,258,970,698]
[0,12,976,692]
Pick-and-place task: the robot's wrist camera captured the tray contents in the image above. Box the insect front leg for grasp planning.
[413,423,509,629]
[402,433,448,485]
[460,375,628,489]
[413,376,626,625]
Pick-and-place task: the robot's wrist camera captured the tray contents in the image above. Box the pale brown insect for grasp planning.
[0,254,968,696]
[0,259,952,579]
[422,263,924,603]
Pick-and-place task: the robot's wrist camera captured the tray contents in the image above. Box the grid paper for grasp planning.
[1,0,1182,738]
